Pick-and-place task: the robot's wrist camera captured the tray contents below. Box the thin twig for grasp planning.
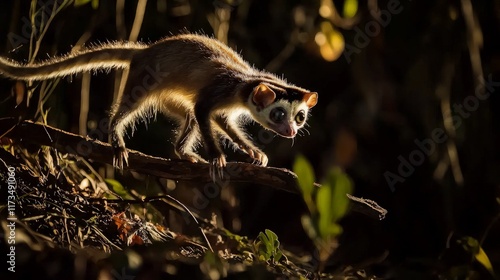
[163,194,214,253]
[435,58,464,185]
[116,0,127,39]
[129,0,148,42]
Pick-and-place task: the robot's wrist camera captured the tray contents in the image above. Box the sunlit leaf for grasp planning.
[265,229,278,247]
[316,168,353,239]
[343,0,358,18]
[327,223,343,236]
[275,251,283,263]
[458,236,495,277]
[293,155,315,200]
[256,229,283,262]
[104,179,130,198]
[316,183,333,238]
[475,247,495,276]
[256,232,271,260]
[327,167,353,221]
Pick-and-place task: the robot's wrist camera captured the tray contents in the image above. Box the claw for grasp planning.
[255,152,262,163]
[246,148,255,159]
[260,154,268,167]
[209,155,226,182]
[242,146,268,167]
[113,147,129,169]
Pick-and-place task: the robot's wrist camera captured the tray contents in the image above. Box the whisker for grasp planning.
[303,128,310,136]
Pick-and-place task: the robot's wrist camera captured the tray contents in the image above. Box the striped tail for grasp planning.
[0,44,144,81]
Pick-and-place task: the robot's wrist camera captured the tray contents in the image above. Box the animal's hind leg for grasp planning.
[174,113,206,163]
[110,104,134,169]
[109,90,148,169]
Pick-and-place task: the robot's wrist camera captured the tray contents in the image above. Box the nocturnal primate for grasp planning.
[0,34,318,177]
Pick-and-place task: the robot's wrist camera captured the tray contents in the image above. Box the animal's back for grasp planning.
[140,34,255,81]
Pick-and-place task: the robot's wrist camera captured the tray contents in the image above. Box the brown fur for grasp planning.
[0,34,317,176]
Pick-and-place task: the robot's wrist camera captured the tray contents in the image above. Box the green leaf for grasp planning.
[265,229,278,247]
[256,232,270,260]
[260,232,270,250]
[293,155,316,199]
[459,236,495,277]
[316,182,333,238]
[265,229,279,256]
[255,229,283,262]
[257,232,268,244]
[327,168,353,221]
[316,168,353,239]
[104,179,130,198]
[343,0,358,18]
[327,223,343,236]
[275,251,283,263]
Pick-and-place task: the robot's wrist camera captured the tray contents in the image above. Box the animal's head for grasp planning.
[248,82,318,138]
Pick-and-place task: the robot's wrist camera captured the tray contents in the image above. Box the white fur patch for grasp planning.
[247,96,310,134]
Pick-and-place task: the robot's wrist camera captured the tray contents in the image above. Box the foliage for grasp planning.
[457,236,495,277]
[1,0,500,278]
[294,154,353,270]
[255,229,283,263]
[293,154,316,209]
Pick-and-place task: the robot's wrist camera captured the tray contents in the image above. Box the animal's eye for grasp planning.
[295,110,306,125]
[270,107,286,123]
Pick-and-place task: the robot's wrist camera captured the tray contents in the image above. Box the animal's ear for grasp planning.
[303,92,318,108]
[252,83,276,108]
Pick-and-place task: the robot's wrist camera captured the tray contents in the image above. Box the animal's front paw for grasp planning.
[241,146,268,167]
[112,146,129,169]
[177,152,208,164]
[209,155,227,182]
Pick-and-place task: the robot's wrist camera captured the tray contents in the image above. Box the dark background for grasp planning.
[1,0,499,278]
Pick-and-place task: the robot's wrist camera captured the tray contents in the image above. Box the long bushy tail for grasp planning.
[0,42,145,81]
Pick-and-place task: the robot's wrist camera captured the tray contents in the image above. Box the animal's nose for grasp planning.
[285,127,297,137]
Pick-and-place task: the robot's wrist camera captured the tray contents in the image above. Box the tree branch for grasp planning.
[0,118,300,193]
[0,118,387,218]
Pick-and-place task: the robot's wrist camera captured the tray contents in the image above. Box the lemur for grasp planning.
[0,34,318,179]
